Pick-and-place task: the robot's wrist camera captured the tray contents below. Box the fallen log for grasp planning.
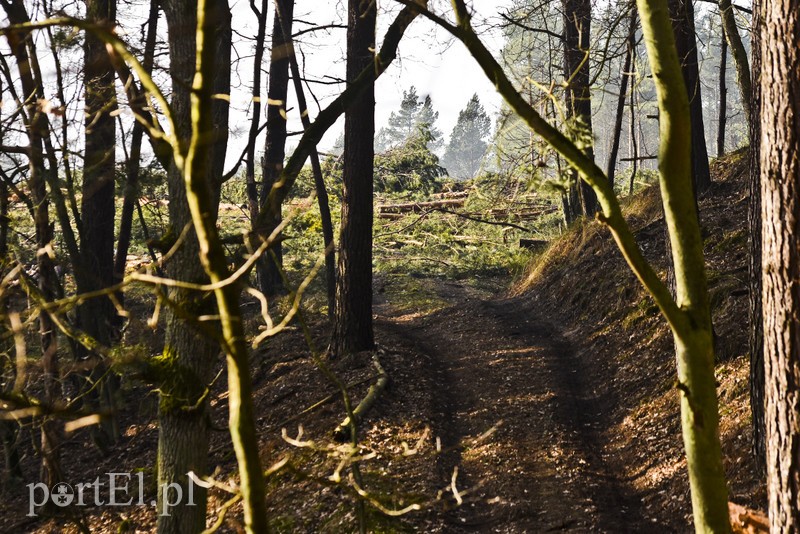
[489,206,557,220]
[430,190,469,200]
[377,212,406,220]
[433,208,532,232]
[377,198,465,213]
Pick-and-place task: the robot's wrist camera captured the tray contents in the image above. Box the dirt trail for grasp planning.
[376,280,649,532]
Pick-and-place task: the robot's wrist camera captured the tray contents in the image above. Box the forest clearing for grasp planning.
[1,0,798,532]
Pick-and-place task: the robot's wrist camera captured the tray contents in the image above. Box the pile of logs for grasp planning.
[376,194,556,251]
[377,197,557,223]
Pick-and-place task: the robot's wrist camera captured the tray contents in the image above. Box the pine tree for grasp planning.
[417,95,443,151]
[385,86,421,144]
[442,93,491,179]
[380,86,442,151]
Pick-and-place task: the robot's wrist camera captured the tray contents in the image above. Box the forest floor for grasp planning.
[372,279,651,532]
[4,149,765,533]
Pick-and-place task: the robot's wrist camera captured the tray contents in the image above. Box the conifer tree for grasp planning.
[379,86,442,151]
[442,93,491,179]
[417,95,443,150]
[386,85,421,143]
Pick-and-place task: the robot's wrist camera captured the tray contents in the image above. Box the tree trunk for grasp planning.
[639,5,730,527]
[158,0,231,530]
[760,0,800,528]
[668,0,711,193]
[273,0,337,317]
[629,39,639,196]
[183,0,269,527]
[79,0,119,449]
[606,11,637,189]
[664,0,707,295]
[332,0,377,356]
[717,27,727,158]
[748,0,765,476]
[1,0,61,490]
[562,0,597,215]
[718,0,752,129]
[114,0,158,291]
[246,0,267,226]
[256,0,295,297]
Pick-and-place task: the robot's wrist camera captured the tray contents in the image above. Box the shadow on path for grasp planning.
[376,281,648,532]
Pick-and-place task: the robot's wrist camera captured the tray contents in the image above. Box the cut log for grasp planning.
[430,190,469,199]
[377,212,405,220]
[619,155,659,161]
[489,206,557,220]
[377,198,465,214]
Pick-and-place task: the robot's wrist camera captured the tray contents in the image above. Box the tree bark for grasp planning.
[158,0,231,530]
[273,0,337,317]
[1,0,61,489]
[184,0,268,529]
[668,0,712,193]
[748,0,765,476]
[718,0,752,129]
[114,0,158,291]
[606,11,637,189]
[717,26,727,158]
[562,0,597,215]
[78,0,119,449]
[256,0,295,297]
[332,0,377,355]
[760,0,800,528]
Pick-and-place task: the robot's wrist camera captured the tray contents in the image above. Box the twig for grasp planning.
[266,374,379,434]
[432,207,532,232]
[334,355,389,441]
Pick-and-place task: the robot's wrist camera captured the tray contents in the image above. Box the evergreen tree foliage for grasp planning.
[377,86,442,151]
[417,95,443,151]
[442,93,491,180]
[387,85,421,142]
[375,126,446,193]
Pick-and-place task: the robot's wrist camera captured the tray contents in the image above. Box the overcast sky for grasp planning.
[225,0,510,160]
[1,1,511,168]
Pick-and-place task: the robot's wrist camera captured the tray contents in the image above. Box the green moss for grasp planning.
[149,346,207,413]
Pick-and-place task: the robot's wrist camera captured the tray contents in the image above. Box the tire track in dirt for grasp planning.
[376,281,648,532]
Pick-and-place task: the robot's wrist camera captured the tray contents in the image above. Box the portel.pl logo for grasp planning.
[27,472,204,517]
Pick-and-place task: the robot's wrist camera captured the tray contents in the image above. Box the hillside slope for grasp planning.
[517,148,762,528]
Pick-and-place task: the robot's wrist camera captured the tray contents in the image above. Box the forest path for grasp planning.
[375,278,647,532]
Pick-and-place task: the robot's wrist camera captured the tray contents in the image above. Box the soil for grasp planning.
[1,149,764,533]
[374,281,650,532]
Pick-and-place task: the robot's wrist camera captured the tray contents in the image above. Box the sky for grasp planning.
[225,0,511,160]
[0,1,512,169]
